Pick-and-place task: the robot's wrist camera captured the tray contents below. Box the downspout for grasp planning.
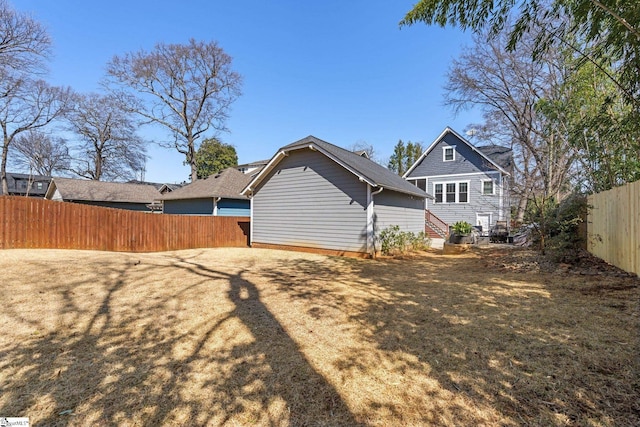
[247,191,254,246]
[213,197,221,216]
[367,186,384,257]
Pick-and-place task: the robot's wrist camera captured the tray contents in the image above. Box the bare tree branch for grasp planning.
[105,39,242,181]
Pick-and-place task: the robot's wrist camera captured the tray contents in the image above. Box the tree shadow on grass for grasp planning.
[0,252,361,426]
[260,249,640,426]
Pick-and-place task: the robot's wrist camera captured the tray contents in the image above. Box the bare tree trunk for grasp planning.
[1,135,10,195]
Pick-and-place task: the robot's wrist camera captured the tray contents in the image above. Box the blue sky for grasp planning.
[16,0,481,183]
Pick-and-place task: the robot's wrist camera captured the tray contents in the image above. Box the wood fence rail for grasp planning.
[0,196,250,252]
[587,180,640,276]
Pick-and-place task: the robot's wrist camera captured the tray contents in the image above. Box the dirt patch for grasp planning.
[0,247,638,426]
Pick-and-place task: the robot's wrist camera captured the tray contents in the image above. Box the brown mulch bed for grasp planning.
[0,246,638,426]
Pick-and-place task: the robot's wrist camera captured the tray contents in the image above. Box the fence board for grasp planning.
[0,196,249,252]
[587,180,640,276]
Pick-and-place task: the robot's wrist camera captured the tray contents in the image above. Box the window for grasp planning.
[459,182,468,203]
[434,181,469,204]
[482,180,494,195]
[443,146,456,161]
[36,182,44,190]
[446,183,456,203]
[434,183,443,203]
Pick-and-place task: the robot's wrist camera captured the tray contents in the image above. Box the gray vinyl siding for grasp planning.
[163,198,214,215]
[374,190,425,235]
[424,173,506,228]
[252,149,368,253]
[406,133,498,178]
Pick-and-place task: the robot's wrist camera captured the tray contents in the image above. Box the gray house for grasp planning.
[0,172,51,197]
[45,177,162,211]
[241,136,431,257]
[403,127,512,236]
[161,168,251,216]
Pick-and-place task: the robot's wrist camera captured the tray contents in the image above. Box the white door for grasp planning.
[476,213,491,236]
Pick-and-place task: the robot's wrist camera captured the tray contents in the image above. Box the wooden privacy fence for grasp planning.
[0,196,250,252]
[587,180,640,276]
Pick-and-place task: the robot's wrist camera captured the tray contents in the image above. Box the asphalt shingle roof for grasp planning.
[254,136,431,199]
[160,168,251,200]
[477,145,513,171]
[48,178,162,203]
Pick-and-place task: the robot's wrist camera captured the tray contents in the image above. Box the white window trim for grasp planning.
[442,145,456,162]
[481,178,495,195]
[433,180,470,204]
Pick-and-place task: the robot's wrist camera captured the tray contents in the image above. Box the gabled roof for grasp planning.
[160,167,251,201]
[242,135,431,199]
[403,127,511,178]
[45,178,162,203]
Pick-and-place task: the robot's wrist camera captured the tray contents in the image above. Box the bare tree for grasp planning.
[0,76,71,194]
[0,0,50,73]
[66,93,147,181]
[10,129,70,176]
[106,39,242,181]
[349,141,378,163]
[0,0,64,193]
[445,26,577,223]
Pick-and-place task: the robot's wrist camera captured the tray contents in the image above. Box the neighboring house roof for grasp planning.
[236,159,270,169]
[45,177,162,203]
[403,127,512,178]
[476,145,513,171]
[0,172,51,196]
[160,167,251,201]
[127,180,185,193]
[242,135,432,199]
[353,150,370,159]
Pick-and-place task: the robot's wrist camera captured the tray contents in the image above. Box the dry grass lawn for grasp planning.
[0,247,638,426]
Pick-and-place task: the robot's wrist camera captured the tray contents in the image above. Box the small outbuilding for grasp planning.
[160,168,251,216]
[241,136,432,257]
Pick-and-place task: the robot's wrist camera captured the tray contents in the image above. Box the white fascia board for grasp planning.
[403,127,454,178]
[410,171,502,180]
[444,127,511,176]
[240,150,288,195]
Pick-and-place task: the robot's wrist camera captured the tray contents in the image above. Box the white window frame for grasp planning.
[442,145,456,162]
[458,181,469,203]
[433,181,470,204]
[434,183,443,204]
[481,179,495,195]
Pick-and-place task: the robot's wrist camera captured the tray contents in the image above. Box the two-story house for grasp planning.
[403,127,513,237]
[0,172,51,197]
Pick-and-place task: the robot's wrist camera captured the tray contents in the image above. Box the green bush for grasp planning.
[451,221,473,235]
[378,225,431,255]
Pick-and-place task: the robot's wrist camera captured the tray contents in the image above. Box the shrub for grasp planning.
[524,193,588,261]
[378,225,431,256]
[546,194,588,262]
[451,221,473,235]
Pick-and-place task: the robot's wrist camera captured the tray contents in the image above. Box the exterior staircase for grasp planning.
[425,210,448,239]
